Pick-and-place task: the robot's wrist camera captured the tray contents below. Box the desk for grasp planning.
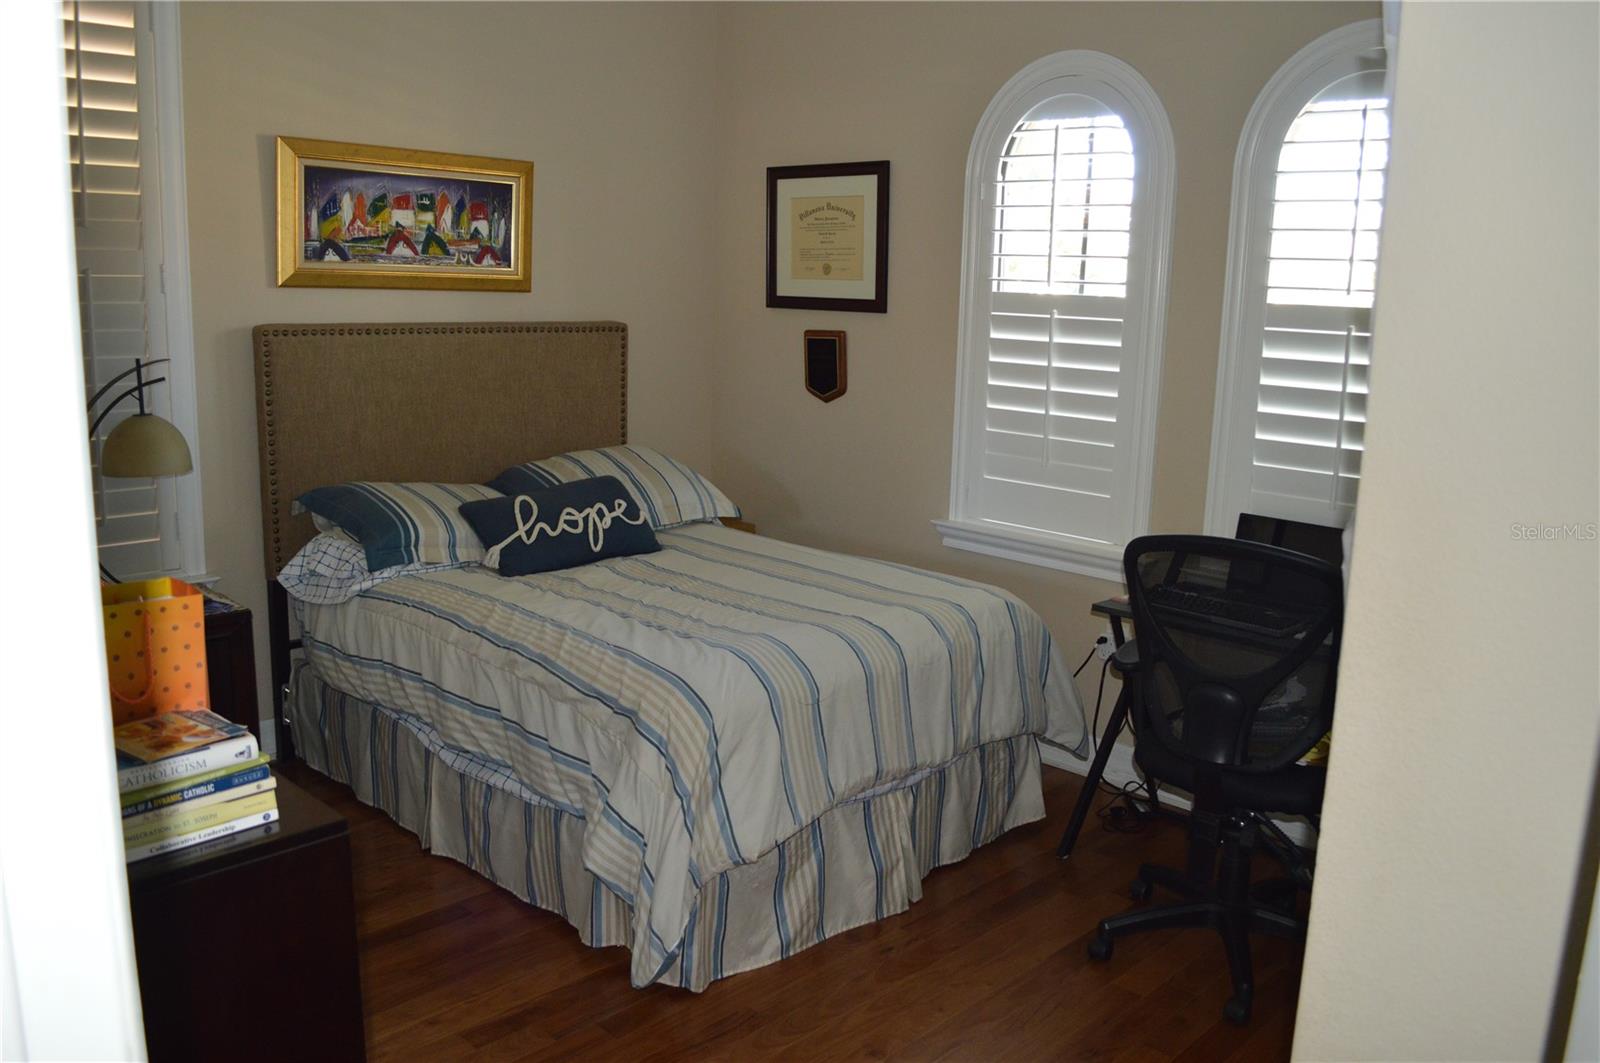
[1056,597,1135,860]
[1095,597,1131,646]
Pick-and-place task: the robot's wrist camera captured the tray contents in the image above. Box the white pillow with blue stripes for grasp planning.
[488,446,739,530]
[292,481,504,571]
[278,529,468,605]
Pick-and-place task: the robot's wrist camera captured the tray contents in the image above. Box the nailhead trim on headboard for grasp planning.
[254,321,628,577]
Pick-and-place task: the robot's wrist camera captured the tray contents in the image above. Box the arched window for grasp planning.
[939,51,1174,581]
[1205,21,1388,534]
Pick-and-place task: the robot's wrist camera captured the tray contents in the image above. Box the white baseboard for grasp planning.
[1041,737,1141,792]
[1039,738,1316,848]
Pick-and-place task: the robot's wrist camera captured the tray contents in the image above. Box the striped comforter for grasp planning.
[297,524,1086,985]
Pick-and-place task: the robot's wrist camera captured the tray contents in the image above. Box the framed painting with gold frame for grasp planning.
[275,136,533,291]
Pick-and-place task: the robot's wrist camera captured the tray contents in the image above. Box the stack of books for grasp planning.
[115,710,278,861]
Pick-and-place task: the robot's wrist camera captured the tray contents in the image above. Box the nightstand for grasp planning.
[125,777,366,1062]
[203,591,260,738]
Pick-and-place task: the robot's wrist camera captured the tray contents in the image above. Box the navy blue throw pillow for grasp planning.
[458,476,660,576]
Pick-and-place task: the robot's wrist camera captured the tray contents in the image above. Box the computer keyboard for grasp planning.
[1146,583,1308,635]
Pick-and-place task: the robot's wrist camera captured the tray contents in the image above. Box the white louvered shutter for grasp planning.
[977,109,1141,546]
[1248,79,1388,524]
[66,0,180,576]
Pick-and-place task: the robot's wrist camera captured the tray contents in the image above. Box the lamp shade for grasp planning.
[101,413,193,478]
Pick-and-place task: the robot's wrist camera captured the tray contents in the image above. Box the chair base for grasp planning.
[1087,813,1308,1025]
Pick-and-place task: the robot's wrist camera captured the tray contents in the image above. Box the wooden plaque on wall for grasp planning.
[804,330,847,402]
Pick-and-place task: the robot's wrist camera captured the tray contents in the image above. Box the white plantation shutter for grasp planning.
[1254,92,1386,516]
[65,0,182,576]
[1253,300,1370,513]
[944,53,1173,578]
[982,290,1126,543]
[1208,23,1387,535]
[983,116,1130,544]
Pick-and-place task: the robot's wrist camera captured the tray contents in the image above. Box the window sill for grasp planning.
[106,570,219,588]
[932,518,1125,583]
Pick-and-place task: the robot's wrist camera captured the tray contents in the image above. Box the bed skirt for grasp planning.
[292,667,1047,991]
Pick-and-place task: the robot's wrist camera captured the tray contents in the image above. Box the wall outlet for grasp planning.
[1094,634,1114,660]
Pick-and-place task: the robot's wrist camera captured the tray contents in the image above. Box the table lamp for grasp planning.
[87,357,193,581]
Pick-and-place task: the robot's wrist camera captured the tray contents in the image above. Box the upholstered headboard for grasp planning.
[252,320,626,760]
[252,321,627,578]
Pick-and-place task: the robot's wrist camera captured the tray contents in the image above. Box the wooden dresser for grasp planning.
[125,777,365,1061]
[203,593,260,738]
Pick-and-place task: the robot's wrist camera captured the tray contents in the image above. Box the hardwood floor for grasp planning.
[282,764,1305,1061]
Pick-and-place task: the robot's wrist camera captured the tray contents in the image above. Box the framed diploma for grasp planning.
[766,160,890,313]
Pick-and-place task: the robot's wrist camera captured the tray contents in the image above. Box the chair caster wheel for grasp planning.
[1129,878,1152,901]
[1223,995,1252,1025]
[1087,934,1113,962]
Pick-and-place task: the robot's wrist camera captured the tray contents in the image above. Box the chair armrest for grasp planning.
[1110,638,1140,676]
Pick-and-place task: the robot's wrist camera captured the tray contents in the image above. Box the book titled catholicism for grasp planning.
[113,710,260,794]
[121,755,272,819]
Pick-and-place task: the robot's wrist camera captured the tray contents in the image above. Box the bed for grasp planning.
[255,321,1088,990]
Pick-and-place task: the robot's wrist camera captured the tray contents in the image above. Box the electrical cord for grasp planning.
[1089,656,1110,750]
[1078,636,1165,834]
[1097,779,1162,834]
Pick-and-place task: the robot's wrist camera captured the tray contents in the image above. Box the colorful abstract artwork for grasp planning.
[302,165,515,269]
[277,138,533,291]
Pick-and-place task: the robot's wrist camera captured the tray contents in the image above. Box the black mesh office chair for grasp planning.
[1086,534,1343,1024]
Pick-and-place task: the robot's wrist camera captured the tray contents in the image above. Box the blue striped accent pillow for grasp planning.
[488,446,740,530]
[293,482,504,571]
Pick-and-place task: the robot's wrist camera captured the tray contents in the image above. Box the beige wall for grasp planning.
[707,2,1375,712]
[1293,3,1600,1059]
[178,3,723,722]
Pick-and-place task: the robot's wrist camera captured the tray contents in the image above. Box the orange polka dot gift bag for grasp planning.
[101,578,209,725]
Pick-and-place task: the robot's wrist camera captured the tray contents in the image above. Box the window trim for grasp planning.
[129,2,207,579]
[1203,20,1384,537]
[941,50,1174,580]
